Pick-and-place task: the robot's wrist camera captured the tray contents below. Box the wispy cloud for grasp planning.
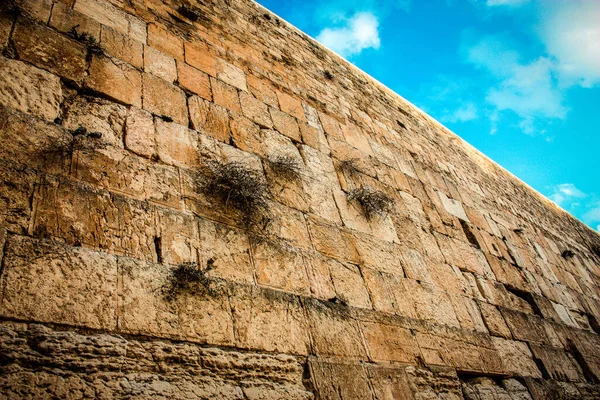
[442,103,478,123]
[582,203,600,232]
[548,183,586,207]
[462,33,568,134]
[317,12,381,58]
[485,0,529,7]
[539,0,600,88]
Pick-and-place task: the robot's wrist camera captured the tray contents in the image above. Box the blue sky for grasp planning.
[255,0,600,232]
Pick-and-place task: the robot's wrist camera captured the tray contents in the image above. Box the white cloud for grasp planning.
[316,12,381,58]
[486,0,529,7]
[548,183,586,207]
[442,103,478,123]
[583,203,600,226]
[464,34,567,134]
[539,1,600,88]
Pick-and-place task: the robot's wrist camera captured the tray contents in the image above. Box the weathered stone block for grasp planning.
[252,242,310,296]
[276,90,305,122]
[142,73,188,126]
[0,235,117,329]
[101,25,143,68]
[0,105,72,175]
[144,45,177,83]
[307,358,372,399]
[86,55,142,107]
[307,217,360,264]
[177,61,212,100]
[62,95,127,148]
[0,56,62,122]
[156,209,200,265]
[217,58,247,91]
[198,218,254,284]
[147,23,182,60]
[479,301,512,338]
[73,146,181,208]
[362,321,420,363]
[229,285,310,355]
[189,95,230,143]
[13,19,86,83]
[185,41,216,76]
[125,107,155,158]
[492,336,542,378]
[304,298,367,359]
[118,257,234,345]
[33,176,156,261]
[49,2,101,40]
[74,0,145,42]
[0,161,37,234]
[270,107,301,141]
[240,92,273,128]
[329,261,372,309]
[211,77,241,114]
[155,119,199,167]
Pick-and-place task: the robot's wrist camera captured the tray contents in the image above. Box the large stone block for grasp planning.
[304,298,368,359]
[229,285,310,355]
[198,218,254,284]
[0,57,62,122]
[0,160,37,234]
[33,176,156,261]
[492,336,542,378]
[252,241,310,296]
[189,95,230,143]
[62,95,127,148]
[361,320,420,363]
[74,0,146,43]
[12,19,86,83]
[0,235,117,329]
[101,25,144,68]
[118,257,234,345]
[86,55,142,107]
[307,358,373,399]
[142,73,188,126]
[0,105,72,175]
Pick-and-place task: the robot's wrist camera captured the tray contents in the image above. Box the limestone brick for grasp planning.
[177,61,212,100]
[147,23,183,60]
[211,77,241,113]
[0,57,62,122]
[217,58,247,91]
[100,25,143,69]
[142,73,188,126]
[0,235,117,330]
[184,41,216,76]
[144,45,177,82]
[12,20,86,83]
[229,285,311,355]
[125,107,155,158]
[86,54,142,107]
[189,95,230,143]
[118,257,234,345]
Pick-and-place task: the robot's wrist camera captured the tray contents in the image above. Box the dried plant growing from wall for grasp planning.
[205,160,270,228]
[36,127,105,169]
[561,249,575,260]
[164,262,215,300]
[338,157,362,177]
[591,245,600,258]
[347,186,394,220]
[267,155,302,181]
[67,26,103,56]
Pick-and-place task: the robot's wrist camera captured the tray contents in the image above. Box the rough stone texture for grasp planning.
[1,0,599,398]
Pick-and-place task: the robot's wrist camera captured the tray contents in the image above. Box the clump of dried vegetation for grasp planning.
[347,186,394,220]
[267,155,302,180]
[338,157,362,177]
[36,127,105,169]
[561,249,575,260]
[67,26,103,56]
[204,160,271,229]
[164,262,215,301]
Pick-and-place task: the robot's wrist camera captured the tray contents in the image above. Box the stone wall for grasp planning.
[0,0,599,398]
